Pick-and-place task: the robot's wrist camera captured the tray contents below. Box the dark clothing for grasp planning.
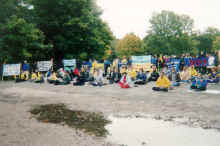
[152,87,168,92]
[149,71,159,81]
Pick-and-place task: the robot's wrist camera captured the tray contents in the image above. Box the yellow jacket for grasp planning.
[21,73,25,80]
[31,73,38,80]
[156,76,171,88]
[92,61,97,70]
[51,73,57,81]
[36,72,41,80]
[128,70,137,79]
[190,67,198,76]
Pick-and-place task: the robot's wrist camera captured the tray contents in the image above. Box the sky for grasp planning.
[97,0,220,39]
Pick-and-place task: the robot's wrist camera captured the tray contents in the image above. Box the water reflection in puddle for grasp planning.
[106,116,220,146]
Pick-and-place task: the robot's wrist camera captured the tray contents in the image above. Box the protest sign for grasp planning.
[3,64,21,76]
[63,59,76,71]
[132,56,152,71]
[165,58,181,72]
[37,61,52,72]
[184,57,208,67]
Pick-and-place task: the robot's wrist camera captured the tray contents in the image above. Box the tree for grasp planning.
[28,0,113,61]
[145,10,194,55]
[196,27,220,54]
[115,33,144,58]
[0,16,51,63]
[213,36,220,51]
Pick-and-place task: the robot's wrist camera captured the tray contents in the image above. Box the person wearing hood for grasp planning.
[118,72,133,88]
[152,72,171,92]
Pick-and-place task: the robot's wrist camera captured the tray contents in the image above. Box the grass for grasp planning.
[30,104,111,137]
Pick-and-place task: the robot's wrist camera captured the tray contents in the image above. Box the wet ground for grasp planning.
[0,81,220,146]
[106,116,220,146]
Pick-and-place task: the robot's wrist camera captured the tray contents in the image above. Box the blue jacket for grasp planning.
[136,72,147,81]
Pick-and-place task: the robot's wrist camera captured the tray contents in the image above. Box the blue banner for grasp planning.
[165,58,181,72]
[184,57,208,67]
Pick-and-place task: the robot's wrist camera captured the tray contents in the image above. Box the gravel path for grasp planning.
[0,81,220,146]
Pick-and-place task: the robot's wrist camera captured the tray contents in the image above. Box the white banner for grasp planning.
[37,61,52,72]
[3,64,21,76]
[63,59,76,67]
[132,56,152,71]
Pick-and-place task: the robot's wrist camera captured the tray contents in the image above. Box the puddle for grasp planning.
[106,116,220,146]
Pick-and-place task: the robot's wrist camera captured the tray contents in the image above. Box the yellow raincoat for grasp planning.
[156,76,171,88]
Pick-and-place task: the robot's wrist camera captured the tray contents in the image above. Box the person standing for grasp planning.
[22,60,30,80]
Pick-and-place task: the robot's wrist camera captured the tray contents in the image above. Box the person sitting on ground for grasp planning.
[169,67,180,87]
[118,72,133,88]
[90,69,104,86]
[15,71,27,83]
[207,67,219,83]
[30,71,38,82]
[47,71,57,84]
[73,68,87,86]
[63,72,71,84]
[152,71,171,92]
[191,74,208,91]
[135,69,147,85]
[180,66,191,82]
[149,66,159,81]
[35,72,44,83]
[107,67,116,84]
[54,71,71,85]
[162,65,171,77]
[128,67,137,81]
[190,65,198,78]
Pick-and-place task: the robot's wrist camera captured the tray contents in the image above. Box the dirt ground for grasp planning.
[0,81,220,146]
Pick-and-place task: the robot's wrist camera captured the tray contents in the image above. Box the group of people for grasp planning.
[14,57,220,92]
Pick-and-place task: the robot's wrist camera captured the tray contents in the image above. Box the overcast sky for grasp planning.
[97,0,220,39]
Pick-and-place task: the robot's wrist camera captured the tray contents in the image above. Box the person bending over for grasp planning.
[152,72,171,92]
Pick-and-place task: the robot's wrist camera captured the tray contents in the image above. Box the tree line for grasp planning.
[1,1,220,64]
[115,11,220,58]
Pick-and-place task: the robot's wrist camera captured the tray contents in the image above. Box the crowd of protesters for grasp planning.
[8,52,220,92]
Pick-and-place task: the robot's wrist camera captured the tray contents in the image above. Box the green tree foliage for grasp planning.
[29,0,113,60]
[115,33,144,58]
[213,36,220,51]
[196,27,220,54]
[0,16,52,63]
[144,10,195,55]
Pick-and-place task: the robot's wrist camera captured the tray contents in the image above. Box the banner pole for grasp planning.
[2,64,4,81]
